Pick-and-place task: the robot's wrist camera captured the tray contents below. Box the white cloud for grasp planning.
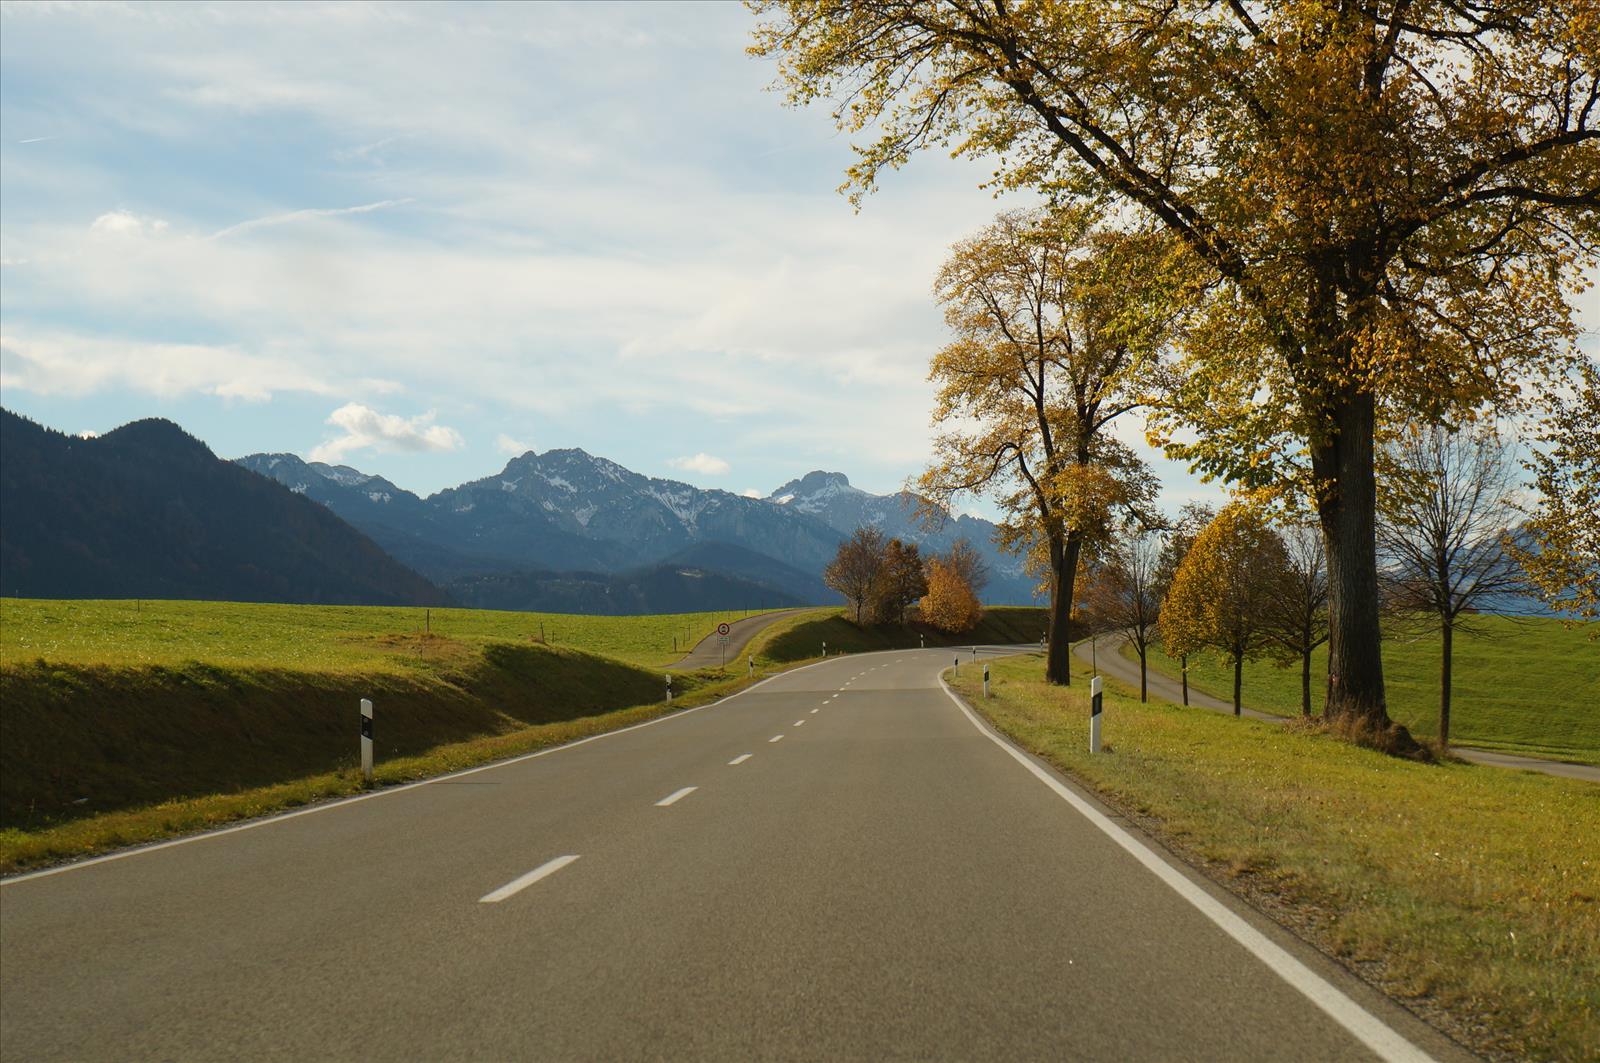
[310,403,464,462]
[668,452,730,476]
[91,210,168,237]
[211,198,413,240]
[496,433,534,455]
[741,487,762,498]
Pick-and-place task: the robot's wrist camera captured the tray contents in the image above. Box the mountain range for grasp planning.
[236,449,1038,610]
[0,410,445,607]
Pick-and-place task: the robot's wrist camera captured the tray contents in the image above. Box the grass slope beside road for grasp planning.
[951,654,1599,1063]
[757,606,1047,664]
[1130,615,1599,763]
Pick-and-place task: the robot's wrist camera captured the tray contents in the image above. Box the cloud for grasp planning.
[741,488,762,498]
[668,453,731,476]
[496,433,534,456]
[310,403,464,463]
[211,199,413,240]
[91,211,168,237]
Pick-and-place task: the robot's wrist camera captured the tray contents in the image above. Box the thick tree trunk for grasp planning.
[1440,618,1453,749]
[1232,653,1243,716]
[1044,532,1079,685]
[1301,650,1312,716]
[1311,390,1390,727]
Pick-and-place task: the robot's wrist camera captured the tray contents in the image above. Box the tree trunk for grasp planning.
[1311,390,1390,727]
[1138,645,1148,703]
[1440,618,1453,749]
[1232,653,1242,716]
[1044,532,1079,685]
[1180,654,1188,706]
[1300,650,1312,716]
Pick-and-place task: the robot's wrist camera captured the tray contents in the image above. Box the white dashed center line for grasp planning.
[479,854,580,904]
[729,754,752,766]
[769,734,785,743]
[794,719,805,727]
[656,786,697,807]
[810,708,819,714]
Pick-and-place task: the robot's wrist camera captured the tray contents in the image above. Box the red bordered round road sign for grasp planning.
[717,623,731,636]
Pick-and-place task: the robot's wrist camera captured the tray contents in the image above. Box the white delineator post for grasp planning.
[665,675,673,703]
[748,657,754,678]
[1089,676,1103,754]
[359,698,374,784]
[920,634,925,649]
[983,663,990,699]
[953,654,959,673]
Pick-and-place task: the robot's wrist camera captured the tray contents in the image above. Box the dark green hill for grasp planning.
[0,409,446,606]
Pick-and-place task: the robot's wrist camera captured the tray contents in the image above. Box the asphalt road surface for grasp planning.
[1,647,1470,1062]
[1077,632,1599,783]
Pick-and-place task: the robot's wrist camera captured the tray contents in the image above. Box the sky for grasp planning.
[1,2,1592,518]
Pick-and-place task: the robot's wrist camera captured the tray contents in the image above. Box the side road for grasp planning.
[673,608,809,669]
[1075,633,1598,783]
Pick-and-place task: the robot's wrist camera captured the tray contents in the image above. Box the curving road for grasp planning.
[1,647,1466,1061]
[673,608,810,670]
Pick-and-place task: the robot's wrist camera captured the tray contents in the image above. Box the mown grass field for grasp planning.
[0,597,755,672]
[951,654,1600,1063]
[1131,615,1599,763]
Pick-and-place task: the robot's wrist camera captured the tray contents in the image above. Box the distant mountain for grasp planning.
[766,471,1036,602]
[1,410,446,606]
[236,447,1039,608]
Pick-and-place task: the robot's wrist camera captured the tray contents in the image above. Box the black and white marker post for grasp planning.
[1089,676,1103,754]
[359,698,374,784]
[983,662,990,699]
[665,675,673,703]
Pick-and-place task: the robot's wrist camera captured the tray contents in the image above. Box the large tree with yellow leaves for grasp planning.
[751,0,1599,729]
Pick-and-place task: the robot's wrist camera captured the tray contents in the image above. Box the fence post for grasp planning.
[1089,676,1103,754]
[360,698,374,784]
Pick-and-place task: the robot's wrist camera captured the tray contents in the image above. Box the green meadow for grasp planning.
[1131,615,1598,763]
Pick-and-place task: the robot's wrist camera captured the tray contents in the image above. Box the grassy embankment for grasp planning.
[950,654,1599,1062]
[0,598,796,872]
[756,605,1046,664]
[1129,615,1598,763]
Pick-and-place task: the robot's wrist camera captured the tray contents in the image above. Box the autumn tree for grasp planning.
[824,526,888,624]
[914,208,1171,685]
[1379,426,1525,748]
[1511,359,1600,624]
[1160,504,1288,715]
[1154,503,1214,706]
[751,1,1599,736]
[1263,523,1331,717]
[922,557,984,634]
[1084,523,1163,702]
[876,538,929,624]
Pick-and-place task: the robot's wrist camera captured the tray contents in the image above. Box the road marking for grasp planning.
[938,675,1435,1063]
[794,719,805,727]
[3,650,853,886]
[479,854,579,904]
[656,786,697,807]
[810,708,819,714]
[769,734,784,743]
[728,754,752,766]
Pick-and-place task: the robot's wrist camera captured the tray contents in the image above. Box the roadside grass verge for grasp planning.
[1130,615,1599,763]
[0,655,785,876]
[951,654,1599,1062]
[758,606,1047,664]
[0,597,764,671]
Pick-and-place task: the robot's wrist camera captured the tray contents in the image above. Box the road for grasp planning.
[673,608,809,670]
[1077,633,1599,783]
[0,647,1466,1062]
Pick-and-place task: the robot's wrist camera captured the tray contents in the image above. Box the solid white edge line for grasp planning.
[2,648,866,886]
[937,674,1434,1063]
[655,786,697,807]
[728,754,752,766]
[479,854,580,903]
